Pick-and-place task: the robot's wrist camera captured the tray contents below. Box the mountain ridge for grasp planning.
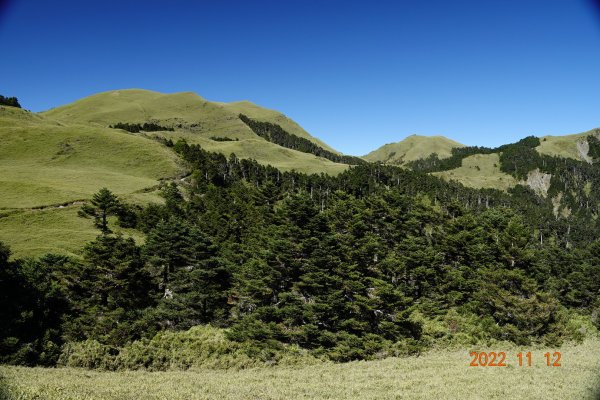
[363,134,465,165]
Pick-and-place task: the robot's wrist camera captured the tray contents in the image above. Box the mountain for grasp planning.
[0,105,179,257]
[3,88,600,259]
[420,129,600,191]
[362,134,465,165]
[42,89,343,163]
[3,90,600,375]
[0,90,351,257]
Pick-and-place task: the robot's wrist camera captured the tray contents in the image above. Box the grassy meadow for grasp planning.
[432,153,519,191]
[536,131,597,161]
[1,338,599,400]
[42,89,339,153]
[0,106,182,209]
[0,95,347,257]
[0,207,144,259]
[0,106,177,257]
[363,134,465,165]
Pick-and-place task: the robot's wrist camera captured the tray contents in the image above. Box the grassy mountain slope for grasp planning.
[42,89,347,174]
[0,105,179,257]
[536,129,600,161]
[221,100,339,153]
[363,134,464,165]
[0,106,181,208]
[42,89,339,151]
[165,132,348,175]
[0,207,145,259]
[432,153,518,190]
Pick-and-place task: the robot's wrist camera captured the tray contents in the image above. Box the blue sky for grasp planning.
[1,0,600,155]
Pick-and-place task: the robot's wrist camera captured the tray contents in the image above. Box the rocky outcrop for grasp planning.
[526,169,552,198]
[576,139,593,164]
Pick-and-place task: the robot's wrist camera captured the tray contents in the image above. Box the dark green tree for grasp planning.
[78,188,121,234]
[63,235,155,345]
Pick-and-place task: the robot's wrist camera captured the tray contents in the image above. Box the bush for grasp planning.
[59,325,319,371]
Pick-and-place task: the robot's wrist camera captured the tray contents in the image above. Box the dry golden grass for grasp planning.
[1,339,598,399]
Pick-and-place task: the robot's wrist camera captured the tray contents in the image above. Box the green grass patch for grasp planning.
[0,206,144,259]
[432,153,518,190]
[0,107,181,209]
[363,134,465,165]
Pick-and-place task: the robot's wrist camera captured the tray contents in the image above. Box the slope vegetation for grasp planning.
[363,134,465,165]
[2,338,599,399]
[0,106,181,208]
[42,89,347,174]
[0,106,179,257]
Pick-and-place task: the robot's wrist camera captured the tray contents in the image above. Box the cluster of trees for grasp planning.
[0,95,21,108]
[110,122,174,133]
[407,136,540,173]
[2,139,599,367]
[587,133,600,161]
[239,114,366,165]
[210,136,239,142]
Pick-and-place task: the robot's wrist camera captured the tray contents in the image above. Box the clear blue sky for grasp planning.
[2,0,600,155]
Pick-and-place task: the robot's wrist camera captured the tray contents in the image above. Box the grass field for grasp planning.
[0,106,181,209]
[0,207,144,259]
[0,92,349,257]
[1,339,598,400]
[0,106,176,257]
[363,134,464,165]
[155,131,349,175]
[536,131,597,161]
[42,89,339,153]
[432,153,518,190]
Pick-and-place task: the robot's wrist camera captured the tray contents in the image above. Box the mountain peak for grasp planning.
[363,134,464,165]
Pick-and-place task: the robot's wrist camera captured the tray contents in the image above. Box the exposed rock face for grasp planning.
[526,168,552,198]
[552,193,563,217]
[576,139,593,164]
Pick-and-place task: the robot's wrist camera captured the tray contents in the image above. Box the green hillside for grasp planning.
[363,134,465,165]
[0,106,181,208]
[432,153,518,190]
[42,89,338,152]
[42,89,347,175]
[0,105,180,257]
[536,129,600,161]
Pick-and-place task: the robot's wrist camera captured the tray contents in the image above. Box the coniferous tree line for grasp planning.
[110,122,174,133]
[587,133,600,161]
[407,136,540,173]
[2,138,600,368]
[239,114,366,165]
[0,95,21,108]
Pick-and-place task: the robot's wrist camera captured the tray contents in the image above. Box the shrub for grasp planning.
[59,325,319,371]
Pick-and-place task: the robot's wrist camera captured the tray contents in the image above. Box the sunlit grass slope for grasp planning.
[432,153,518,191]
[41,89,348,174]
[536,130,600,161]
[222,100,339,153]
[363,134,465,165]
[42,89,339,152]
[0,106,176,257]
[1,338,598,400]
[0,207,145,259]
[0,106,181,208]
[0,207,97,259]
[158,131,348,175]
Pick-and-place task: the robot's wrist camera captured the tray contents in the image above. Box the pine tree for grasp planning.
[78,188,121,234]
